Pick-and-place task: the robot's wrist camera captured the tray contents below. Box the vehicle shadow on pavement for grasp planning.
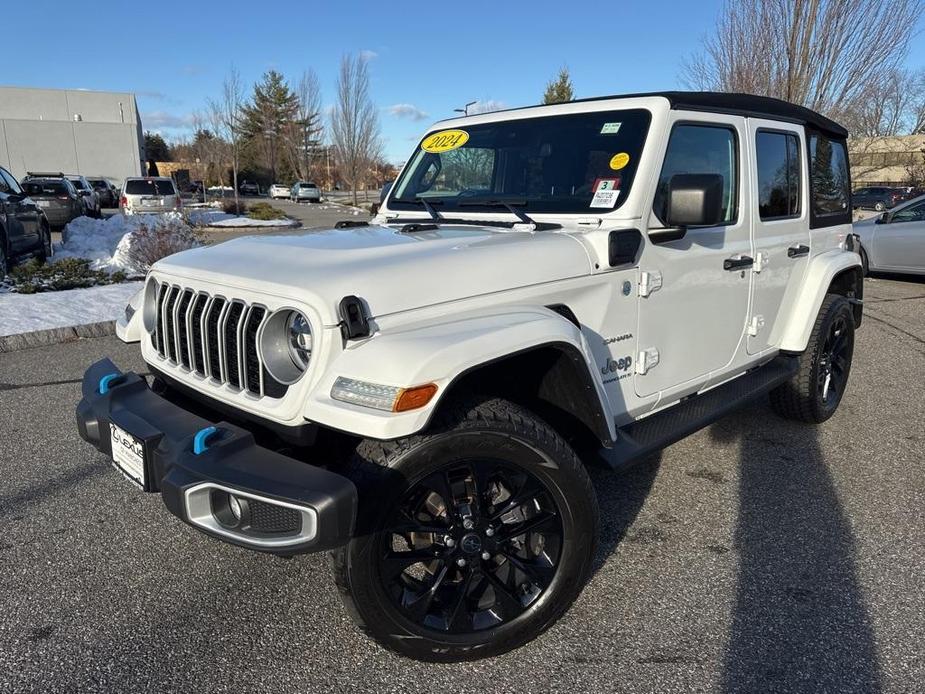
[586,454,661,574]
[712,403,881,693]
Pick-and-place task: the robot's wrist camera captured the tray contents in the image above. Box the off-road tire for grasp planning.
[332,396,599,662]
[770,294,855,423]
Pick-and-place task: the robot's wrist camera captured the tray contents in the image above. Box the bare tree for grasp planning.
[282,69,324,182]
[209,66,245,211]
[683,0,924,125]
[331,54,382,206]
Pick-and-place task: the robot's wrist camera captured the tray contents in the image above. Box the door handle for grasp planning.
[787,244,810,258]
[724,255,754,271]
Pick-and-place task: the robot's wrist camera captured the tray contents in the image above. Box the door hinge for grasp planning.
[636,347,660,375]
[639,271,662,297]
[753,251,768,273]
[747,315,765,337]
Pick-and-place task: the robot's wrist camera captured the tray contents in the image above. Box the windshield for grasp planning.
[389,109,651,215]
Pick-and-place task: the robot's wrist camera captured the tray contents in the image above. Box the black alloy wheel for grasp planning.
[378,459,563,634]
[816,313,851,410]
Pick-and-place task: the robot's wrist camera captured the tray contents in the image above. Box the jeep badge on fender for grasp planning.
[76,92,862,662]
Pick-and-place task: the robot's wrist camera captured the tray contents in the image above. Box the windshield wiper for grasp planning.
[410,196,444,222]
[458,199,561,230]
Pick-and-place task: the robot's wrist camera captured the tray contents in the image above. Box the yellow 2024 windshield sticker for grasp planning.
[422,129,469,153]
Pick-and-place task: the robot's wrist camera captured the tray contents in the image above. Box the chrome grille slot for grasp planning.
[152,285,286,399]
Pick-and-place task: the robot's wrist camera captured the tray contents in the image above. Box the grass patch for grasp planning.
[6,258,127,294]
[247,202,288,221]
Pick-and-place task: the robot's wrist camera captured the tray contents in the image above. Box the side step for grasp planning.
[599,356,799,471]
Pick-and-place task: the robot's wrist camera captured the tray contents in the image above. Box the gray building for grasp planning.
[0,86,145,182]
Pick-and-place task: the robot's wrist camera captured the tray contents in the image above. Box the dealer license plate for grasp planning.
[37,200,50,208]
[109,422,145,488]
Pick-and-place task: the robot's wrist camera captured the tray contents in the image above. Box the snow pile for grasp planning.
[0,282,142,337]
[206,216,299,228]
[55,213,197,274]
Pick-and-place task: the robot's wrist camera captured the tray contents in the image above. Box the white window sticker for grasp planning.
[591,178,620,208]
[600,122,622,135]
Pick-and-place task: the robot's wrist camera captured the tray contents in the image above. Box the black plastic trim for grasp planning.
[76,358,357,555]
[334,220,370,229]
[339,295,371,340]
[608,228,642,266]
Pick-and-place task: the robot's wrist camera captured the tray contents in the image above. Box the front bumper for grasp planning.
[76,358,357,554]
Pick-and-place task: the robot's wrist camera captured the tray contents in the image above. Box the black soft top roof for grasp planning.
[453,91,849,139]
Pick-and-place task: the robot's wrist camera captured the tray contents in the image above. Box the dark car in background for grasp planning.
[88,178,119,208]
[851,186,905,211]
[0,166,52,275]
[239,180,260,196]
[21,177,84,229]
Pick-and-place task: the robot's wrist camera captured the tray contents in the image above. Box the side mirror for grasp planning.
[666,173,725,227]
[875,212,889,224]
[380,180,393,204]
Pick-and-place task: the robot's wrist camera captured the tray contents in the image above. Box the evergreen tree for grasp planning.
[239,71,299,183]
[144,131,171,161]
[543,67,574,104]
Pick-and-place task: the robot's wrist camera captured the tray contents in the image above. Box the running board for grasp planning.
[599,356,799,471]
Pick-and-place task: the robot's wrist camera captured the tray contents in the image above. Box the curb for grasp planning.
[0,320,116,353]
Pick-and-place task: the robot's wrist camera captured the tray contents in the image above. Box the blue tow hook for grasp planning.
[98,373,121,394]
[193,426,219,455]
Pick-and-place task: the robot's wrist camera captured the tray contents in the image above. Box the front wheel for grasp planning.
[874,201,885,211]
[770,294,855,423]
[37,224,53,263]
[332,397,599,662]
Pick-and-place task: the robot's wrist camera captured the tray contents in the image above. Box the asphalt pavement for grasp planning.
[0,276,923,693]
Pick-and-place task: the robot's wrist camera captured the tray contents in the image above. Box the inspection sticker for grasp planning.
[590,178,620,208]
[600,122,622,135]
[609,152,630,170]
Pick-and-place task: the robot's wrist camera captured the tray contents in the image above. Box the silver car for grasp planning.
[854,194,925,275]
[291,181,321,203]
[120,177,181,215]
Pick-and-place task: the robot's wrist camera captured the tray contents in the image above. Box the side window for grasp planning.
[756,131,801,219]
[654,124,738,226]
[0,168,22,194]
[809,132,850,219]
[891,202,925,223]
[0,169,10,194]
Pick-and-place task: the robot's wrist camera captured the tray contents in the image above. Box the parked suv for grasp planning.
[851,186,903,211]
[21,177,84,229]
[120,177,181,215]
[77,92,863,662]
[88,178,119,208]
[24,172,101,218]
[0,166,52,275]
[291,180,321,202]
[239,180,260,196]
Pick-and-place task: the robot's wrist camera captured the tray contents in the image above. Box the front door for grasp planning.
[746,120,810,354]
[635,115,752,397]
[874,200,925,271]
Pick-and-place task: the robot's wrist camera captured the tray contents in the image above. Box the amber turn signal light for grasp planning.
[393,383,438,412]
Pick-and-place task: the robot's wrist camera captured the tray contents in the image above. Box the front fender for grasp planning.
[779,249,862,352]
[303,306,614,441]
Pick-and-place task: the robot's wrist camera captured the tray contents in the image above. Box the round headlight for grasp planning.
[141,278,160,333]
[287,312,313,369]
[259,309,314,385]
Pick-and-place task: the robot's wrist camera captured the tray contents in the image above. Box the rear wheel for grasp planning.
[770,294,855,423]
[874,201,885,211]
[333,397,598,662]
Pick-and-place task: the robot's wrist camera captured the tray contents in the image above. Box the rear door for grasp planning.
[874,200,925,270]
[746,121,809,354]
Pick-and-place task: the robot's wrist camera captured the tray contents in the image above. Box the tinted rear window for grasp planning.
[125,179,176,195]
[24,181,69,196]
[88,179,107,188]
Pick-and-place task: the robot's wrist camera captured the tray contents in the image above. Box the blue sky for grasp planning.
[4,0,924,163]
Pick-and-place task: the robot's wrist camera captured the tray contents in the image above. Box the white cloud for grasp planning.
[359,49,378,62]
[141,111,194,130]
[387,103,429,121]
[469,100,507,115]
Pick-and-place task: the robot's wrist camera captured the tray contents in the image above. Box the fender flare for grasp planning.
[303,306,616,443]
[779,250,862,352]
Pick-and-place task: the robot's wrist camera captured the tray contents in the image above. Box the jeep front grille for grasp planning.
[152,284,287,398]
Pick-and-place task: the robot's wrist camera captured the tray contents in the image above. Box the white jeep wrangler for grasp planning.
[77,91,862,662]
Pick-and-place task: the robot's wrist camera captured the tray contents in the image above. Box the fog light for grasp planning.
[229,494,243,521]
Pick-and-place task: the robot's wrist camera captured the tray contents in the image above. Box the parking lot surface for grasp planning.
[0,276,922,693]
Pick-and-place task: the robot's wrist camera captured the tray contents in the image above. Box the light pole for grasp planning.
[455,101,477,116]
